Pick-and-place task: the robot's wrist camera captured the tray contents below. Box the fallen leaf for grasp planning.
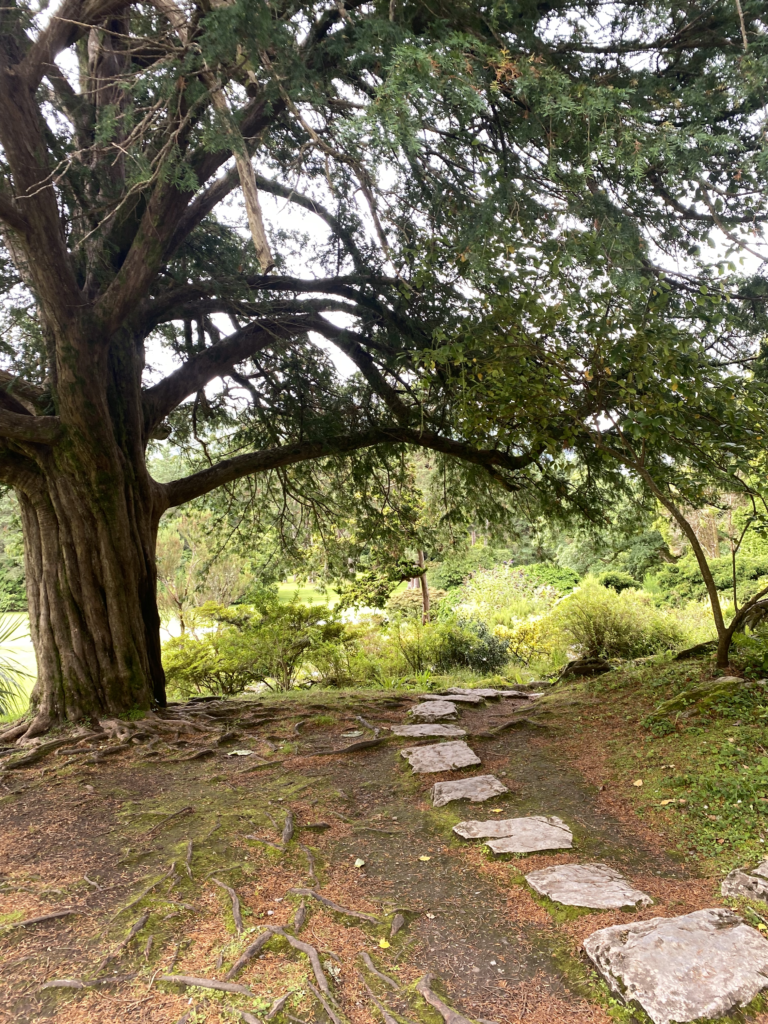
[491,809,503,814]
[226,749,253,757]
[426,912,435,919]
[659,799,676,806]
[379,938,390,948]
[418,855,431,862]
[354,858,366,868]
[632,779,643,787]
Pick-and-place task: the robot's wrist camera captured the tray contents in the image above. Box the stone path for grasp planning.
[391,685,768,1022]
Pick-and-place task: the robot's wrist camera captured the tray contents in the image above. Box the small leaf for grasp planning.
[633,779,643,787]
[418,855,431,862]
[354,858,365,868]
[379,938,391,948]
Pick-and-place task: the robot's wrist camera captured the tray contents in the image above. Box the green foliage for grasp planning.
[552,579,685,660]
[385,587,446,619]
[0,616,33,716]
[597,570,639,593]
[162,600,356,697]
[520,563,581,595]
[650,554,768,604]
[427,547,517,590]
[0,492,26,612]
[731,629,768,679]
[492,617,554,666]
[395,616,509,675]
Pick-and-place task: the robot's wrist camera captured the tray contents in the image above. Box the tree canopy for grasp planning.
[1,0,768,729]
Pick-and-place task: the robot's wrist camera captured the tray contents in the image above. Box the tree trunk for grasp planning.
[18,461,166,735]
[5,325,169,738]
[417,549,430,624]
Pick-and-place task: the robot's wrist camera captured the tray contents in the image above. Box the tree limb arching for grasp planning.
[160,428,533,509]
[142,320,310,433]
[0,410,62,445]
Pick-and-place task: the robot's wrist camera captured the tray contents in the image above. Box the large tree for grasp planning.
[1,0,766,736]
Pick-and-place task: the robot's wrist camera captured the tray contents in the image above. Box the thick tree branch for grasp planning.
[142,318,311,431]
[21,0,131,86]
[0,192,31,237]
[0,371,47,414]
[0,410,62,445]
[161,427,534,508]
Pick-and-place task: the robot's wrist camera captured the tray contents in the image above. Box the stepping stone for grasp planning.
[409,700,458,720]
[583,908,768,1024]
[419,693,485,704]
[391,724,466,738]
[525,863,652,909]
[432,774,508,807]
[722,861,768,900]
[445,687,502,698]
[454,815,573,853]
[400,740,481,774]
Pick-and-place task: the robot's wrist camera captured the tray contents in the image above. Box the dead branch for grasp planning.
[4,738,80,769]
[291,901,306,933]
[244,834,283,851]
[184,840,193,878]
[287,888,378,923]
[211,878,243,935]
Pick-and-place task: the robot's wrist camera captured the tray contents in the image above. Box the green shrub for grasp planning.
[162,600,357,697]
[519,563,580,594]
[386,587,447,619]
[597,570,639,592]
[428,547,516,589]
[551,579,685,660]
[395,616,509,675]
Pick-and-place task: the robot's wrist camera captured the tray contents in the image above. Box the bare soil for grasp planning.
[0,688,760,1024]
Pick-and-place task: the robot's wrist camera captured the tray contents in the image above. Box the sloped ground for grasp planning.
[1,680,767,1024]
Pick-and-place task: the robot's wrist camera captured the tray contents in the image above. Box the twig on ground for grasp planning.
[236,757,289,774]
[416,975,475,1024]
[184,840,193,878]
[239,1012,262,1024]
[40,978,86,990]
[83,875,101,890]
[4,909,75,930]
[356,715,380,738]
[211,877,243,934]
[287,888,378,923]
[359,952,400,989]
[159,974,252,995]
[245,834,283,851]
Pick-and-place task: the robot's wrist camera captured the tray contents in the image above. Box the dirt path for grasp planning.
[0,691,744,1024]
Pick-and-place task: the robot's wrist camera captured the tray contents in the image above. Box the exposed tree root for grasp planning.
[211,877,243,934]
[159,974,252,995]
[282,809,295,846]
[267,993,291,1019]
[184,839,193,878]
[299,843,318,884]
[99,911,150,968]
[224,927,280,979]
[359,951,400,989]
[358,971,400,1024]
[144,806,193,837]
[40,978,85,990]
[291,901,307,932]
[307,980,347,1024]
[314,737,387,756]
[416,975,476,1024]
[287,887,378,923]
[4,908,75,930]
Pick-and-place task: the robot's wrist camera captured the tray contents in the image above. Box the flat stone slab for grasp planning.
[390,724,466,738]
[525,863,652,909]
[722,860,768,900]
[400,740,481,774]
[583,908,768,1024]
[445,687,502,698]
[419,693,485,704]
[409,700,458,720]
[453,815,573,853]
[431,774,508,807]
